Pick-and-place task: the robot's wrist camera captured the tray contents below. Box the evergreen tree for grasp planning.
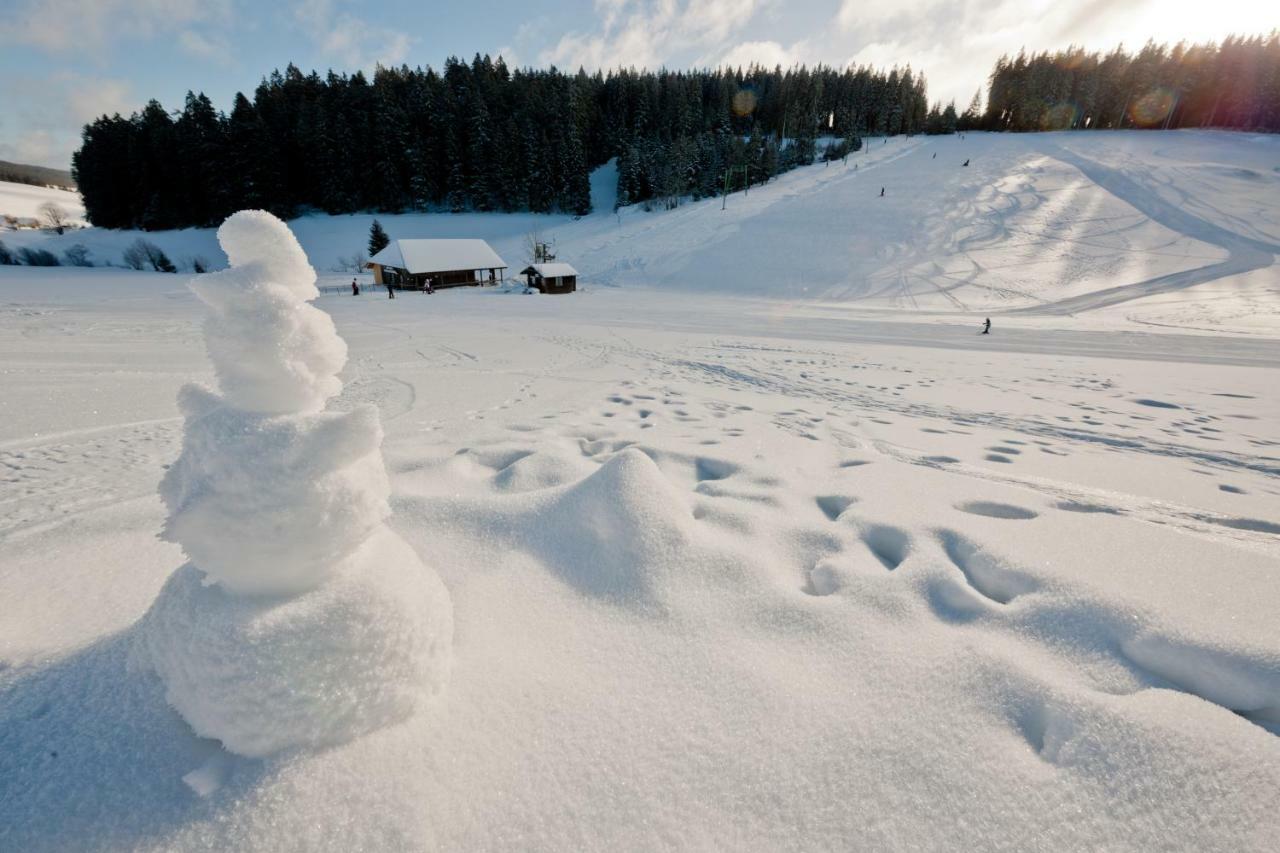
[368,219,390,256]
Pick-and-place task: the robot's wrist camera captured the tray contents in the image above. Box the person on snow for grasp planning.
[880,187,885,197]
[351,278,359,296]
[932,152,937,159]
[387,283,395,299]
[963,158,970,167]
[981,317,991,335]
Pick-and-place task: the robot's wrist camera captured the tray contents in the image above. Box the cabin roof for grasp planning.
[369,239,507,273]
[520,262,578,278]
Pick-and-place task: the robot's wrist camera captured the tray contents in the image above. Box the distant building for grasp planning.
[367,239,507,290]
[520,262,578,294]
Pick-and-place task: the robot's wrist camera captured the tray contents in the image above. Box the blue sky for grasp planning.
[1,0,1273,169]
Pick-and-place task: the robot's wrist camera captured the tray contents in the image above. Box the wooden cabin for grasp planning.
[520,262,578,294]
[367,239,508,290]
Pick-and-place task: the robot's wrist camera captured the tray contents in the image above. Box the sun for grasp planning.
[1123,0,1277,46]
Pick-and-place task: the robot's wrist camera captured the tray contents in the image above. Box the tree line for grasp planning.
[984,33,1280,131]
[0,160,76,192]
[71,33,1279,230]
[72,58,927,229]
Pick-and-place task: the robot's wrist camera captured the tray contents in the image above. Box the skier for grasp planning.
[387,283,395,299]
[880,187,885,197]
[932,152,937,159]
[963,158,970,167]
[351,278,359,296]
[981,317,991,335]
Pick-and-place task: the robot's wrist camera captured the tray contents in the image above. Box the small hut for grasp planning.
[367,239,507,290]
[520,262,578,294]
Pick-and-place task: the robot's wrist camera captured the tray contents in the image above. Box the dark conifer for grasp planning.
[368,219,390,256]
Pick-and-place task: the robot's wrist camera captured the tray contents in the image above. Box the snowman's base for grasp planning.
[134,528,453,757]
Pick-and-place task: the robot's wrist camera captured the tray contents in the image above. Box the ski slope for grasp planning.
[4,130,1278,332]
[1,131,1279,851]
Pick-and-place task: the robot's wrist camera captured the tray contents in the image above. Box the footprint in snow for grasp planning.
[815,495,858,521]
[955,501,1038,520]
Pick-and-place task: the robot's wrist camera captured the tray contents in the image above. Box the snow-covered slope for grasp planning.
[0,180,86,224]
[4,131,1278,332]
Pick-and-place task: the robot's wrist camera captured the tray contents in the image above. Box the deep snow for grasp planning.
[1,131,1279,851]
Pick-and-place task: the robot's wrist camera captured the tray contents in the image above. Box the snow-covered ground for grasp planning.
[1,131,1279,851]
[0,180,86,225]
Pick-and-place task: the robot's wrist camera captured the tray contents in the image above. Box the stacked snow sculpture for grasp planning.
[135,210,452,757]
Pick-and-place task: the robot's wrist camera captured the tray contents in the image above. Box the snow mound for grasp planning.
[190,209,346,415]
[138,529,451,757]
[136,210,452,756]
[535,448,693,602]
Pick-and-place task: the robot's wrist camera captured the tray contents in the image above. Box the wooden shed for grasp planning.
[520,262,578,294]
[367,239,507,290]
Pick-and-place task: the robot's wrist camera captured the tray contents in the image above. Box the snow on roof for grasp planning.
[369,239,507,273]
[521,262,578,278]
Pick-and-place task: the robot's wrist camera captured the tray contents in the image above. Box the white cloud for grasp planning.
[832,0,1279,107]
[293,0,412,70]
[717,40,800,70]
[540,0,762,70]
[3,0,232,54]
[0,73,135,168]
[0,128,60,168]
[178,30,235,66]
[63,76,135,123]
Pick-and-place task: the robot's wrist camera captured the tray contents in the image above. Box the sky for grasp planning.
[1,0,1274,169]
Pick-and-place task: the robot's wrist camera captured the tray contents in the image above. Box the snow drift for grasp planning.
[135,210,453,757]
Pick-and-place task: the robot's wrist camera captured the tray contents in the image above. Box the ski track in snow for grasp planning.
[1013,140,1279,315]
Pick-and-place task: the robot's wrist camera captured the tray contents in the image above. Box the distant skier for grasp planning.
[963,158,970,167]
[880,187,885,197]
[932,152,937,159]
[351,278,359,296]
[981,317,991,335]
[387,283,395,299]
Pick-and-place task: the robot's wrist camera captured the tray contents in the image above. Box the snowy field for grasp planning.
[2,131,1279,851]
[0,181,85,224]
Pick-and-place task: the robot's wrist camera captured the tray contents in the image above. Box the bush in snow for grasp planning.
[134,209,453,757]
[63,244,93,267]
[38,201,69,234]
[331,252,367,273]
[190,255,209,273]
[122,238,177,273]
[17,247,60,266]
[0,240,14,265]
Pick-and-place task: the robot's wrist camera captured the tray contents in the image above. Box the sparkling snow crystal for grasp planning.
[136,210,453,757]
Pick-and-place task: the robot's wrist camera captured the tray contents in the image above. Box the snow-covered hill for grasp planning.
[6,130,1279,332]
[0,180,86,225]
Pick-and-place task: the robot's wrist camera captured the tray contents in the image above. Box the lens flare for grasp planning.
[1130,88,1176,127]
[732,88,757,117]
[1040,102,1080,130]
